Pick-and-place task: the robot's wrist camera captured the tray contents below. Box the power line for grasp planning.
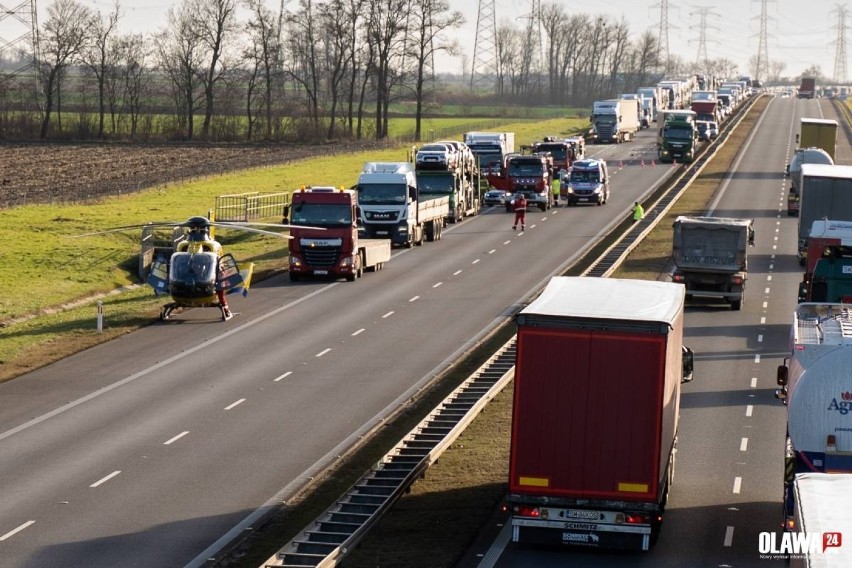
[691,6,720,66]
[0,0,40,105]
[832,4,848,83]
[753,0,773,81]
[470,0,497,91]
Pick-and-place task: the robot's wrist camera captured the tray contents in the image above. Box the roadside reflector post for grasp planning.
[97,301,103,333]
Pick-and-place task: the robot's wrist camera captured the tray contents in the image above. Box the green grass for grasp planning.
[0,116,588,381]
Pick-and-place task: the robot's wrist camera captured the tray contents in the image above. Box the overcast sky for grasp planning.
[4,0,842,81]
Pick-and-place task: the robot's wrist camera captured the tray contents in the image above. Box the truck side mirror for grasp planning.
[681,346,694,383]
[795,134,800,144]
[777,360,789,386]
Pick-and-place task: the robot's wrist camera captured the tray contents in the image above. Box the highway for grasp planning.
[0,125,678,566]
[469,95,850,567]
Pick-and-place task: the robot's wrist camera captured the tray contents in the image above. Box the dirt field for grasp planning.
[0,140,385,208]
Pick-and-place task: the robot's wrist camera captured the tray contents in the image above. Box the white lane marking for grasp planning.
[767,275,772,281]
[754,354,761,363]
[274,371,293,382]
[224,398,246,411]
[0,521,36,541]
[90,470,121,488]
[765,287,770,294]
[472,259,481,264]
[773,245,777,250]
[724,526,735,547]
[164,431,190,445]
[761,317,766,324]
[769,264,774,270]
[733,477,742,494]
[503,240,511,245]
[758,334,764,343]
[763,301,768,309]
[488,249,496,254]
[751,377,758,388]
[771,254,776,260]
[530,224,536,229]
[382,311,394,318]
[351,329,365,336]
[740,438,749,452]
[746,405,754,417]
[315,348,331,358]
[433,282,443,288]
[0,281,340,444]
[409,296,420,302]
[453,270,462,276]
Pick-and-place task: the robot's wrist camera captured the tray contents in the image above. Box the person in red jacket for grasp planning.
[512,194,527,231]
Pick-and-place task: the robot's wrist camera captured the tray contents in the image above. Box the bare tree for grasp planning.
[244,0,281,140]
[284,0,322,132]
[114,33,153,139]
[406,0,463,141]
[365,0,408,139]
[495,24,520,99]
[318,0,355,139]
[156,4,205,139]
[343,0,367,137]
[38,0,92,138]
[80,1,121,138]
[191,0,239,139]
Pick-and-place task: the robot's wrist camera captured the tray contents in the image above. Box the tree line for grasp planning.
[0,0,792,143]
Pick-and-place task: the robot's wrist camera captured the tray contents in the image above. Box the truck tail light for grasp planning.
[514,505,540,518]
[672,274,685,282]
[786,517,796,531]
[731,275,743,284]
[625,514,649,525]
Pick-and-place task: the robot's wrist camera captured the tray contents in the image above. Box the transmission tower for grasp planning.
[0,0,40,98]
[519,0,545,90]
[470,0,498,91]
[753,0,773,82]
[691,6,720,67]
[651,0,673,69]
[833,5,848,83]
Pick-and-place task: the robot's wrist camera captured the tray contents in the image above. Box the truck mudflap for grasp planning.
[511,519,652,551]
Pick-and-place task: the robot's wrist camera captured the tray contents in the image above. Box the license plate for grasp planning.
[376,231,388,235]
[578,197,590,202]
[313,270,328,275]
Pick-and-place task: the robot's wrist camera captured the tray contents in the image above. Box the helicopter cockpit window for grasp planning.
[170,252,218,284]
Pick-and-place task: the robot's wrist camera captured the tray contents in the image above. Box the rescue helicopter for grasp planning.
[76,215,306,322]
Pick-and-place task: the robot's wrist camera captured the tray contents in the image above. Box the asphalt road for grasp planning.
[0,126,686,567]
[473,95,837,567]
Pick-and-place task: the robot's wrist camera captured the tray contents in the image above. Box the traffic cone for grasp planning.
[672,158,677,167]
[619,160,624,168]
[651,159,656,167]
[641,159,645,167]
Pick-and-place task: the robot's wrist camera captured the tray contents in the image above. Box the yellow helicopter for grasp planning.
[77,215,300,321]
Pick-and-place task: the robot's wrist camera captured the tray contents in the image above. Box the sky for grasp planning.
[0,0,842,81]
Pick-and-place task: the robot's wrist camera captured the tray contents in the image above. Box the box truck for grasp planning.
[797,164,852,264]
[507,277,694,551]
[797,118,838,161]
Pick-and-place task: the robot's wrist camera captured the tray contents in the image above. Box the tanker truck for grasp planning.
[775,303,852,531]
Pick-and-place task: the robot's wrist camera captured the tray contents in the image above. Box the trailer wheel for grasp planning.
[436,220,443,241]
[425,220,435,242]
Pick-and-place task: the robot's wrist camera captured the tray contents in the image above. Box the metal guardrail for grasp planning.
[252,93,765,568]
[263,340,517,568]
[215,192,290,222]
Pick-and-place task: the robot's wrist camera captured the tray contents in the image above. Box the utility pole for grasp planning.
[470,0,498,91]
[833,4,848,83]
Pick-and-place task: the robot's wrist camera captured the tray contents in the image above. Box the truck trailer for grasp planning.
[798,220,852,303]
[797,164,852,264]
[671,216,754,310]
[507,277,694,551]
[789,473,852,567]
[356,162,449,248]
[415,144,479,224]
[591,99,640,143]
[287,187,391,281]
[797,118,838,161]
[798,77,817,99]
[776,304,852,532]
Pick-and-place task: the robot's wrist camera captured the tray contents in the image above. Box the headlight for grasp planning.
[340,256,353,267]
[289,255,302,267]
[566,185,575,193]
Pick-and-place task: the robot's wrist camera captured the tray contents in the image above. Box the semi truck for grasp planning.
[463,131,515,175]
[356,162,449,248]
[786,147,834,216]
[775,303,852,532]
[690,90,719,122]
[798,77,816,99]
[590,98,640,143]
[415,145,478,224]
[670,216,754,310]
[507,277,694,551]
[524,137,577,174]
[286,187,391,282]
[797,164,852,264]
[798,220,852,303]
[488,152,554,212]
[797,118,838,161]
[637,86,659,126]
[789,473,852,566]
[658,110,698,163]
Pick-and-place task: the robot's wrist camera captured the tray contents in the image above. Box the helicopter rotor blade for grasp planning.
[216,221,326,231]
[71,222,185,238]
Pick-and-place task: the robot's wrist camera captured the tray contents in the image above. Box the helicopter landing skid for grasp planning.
[221,306,233,321]
[160,303,179,321]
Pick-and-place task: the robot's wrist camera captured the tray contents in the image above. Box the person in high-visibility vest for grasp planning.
[551,174,561,207]
[631,201,645,222]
